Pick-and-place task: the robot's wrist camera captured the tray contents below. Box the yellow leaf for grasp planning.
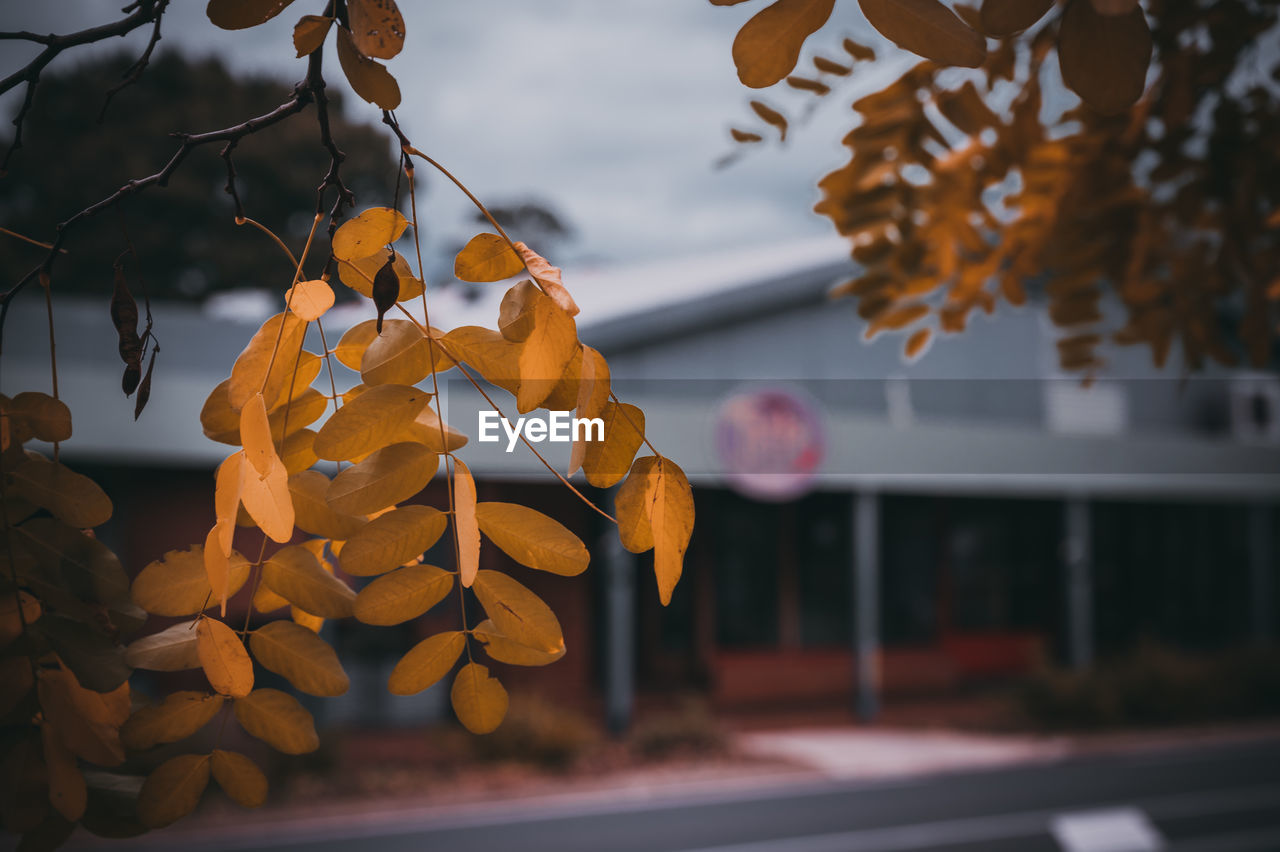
[197,618,254,698]
[332,207,408,263]
[354,563,454,625]
[132,546,250,617]
[285,279,335,322]
[288,470,367,540]
[454,459,480,588]
[858,0,986,67]
[450,662,508,734]
[387,630,465,695]
[37,668,128,766]
[249,620,349,697]
[9,454,112,528]
[978,0,1053,36]
[228,312,309,410]
[263,544,355,618]
[281,428,320,474]
[215,453,242,552]
[42,720,86,821]
[615,456,695,606]
[441,326,521,395]
[240,393,275,477]
[347,0,405,58]
[207,0,295,29]
[121,691,225,751]
[581,401,644,489]
[361,320,453,386]
[732,0,836,88]
[515,289,579,413]
[293,13,332,56]
[326,441,438,516]
[339,504,447,576]
[136,753,210,829]
[569,347,610,476]
[471,569,564,653]
[313,383,431,461]
[9,391,72,442]
[239,455,294,543]
[517,249,576,312]
[233,688,319,754]
[475,502,588,577]
[211,749,268,809]
[125,621,202,672]
[337,252,423,302]
[1058,0,1151,114]
[204,523,232,616]
[336,25,401,109]
[455,233,523,283]
[473,619,566,667]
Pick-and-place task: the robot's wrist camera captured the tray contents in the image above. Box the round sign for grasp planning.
[714,387,825,501]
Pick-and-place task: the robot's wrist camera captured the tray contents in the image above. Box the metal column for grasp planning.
[1064,497,1094,670]
[1249,503,1274,645]
[602,513,635,735]
[853,490,881,722]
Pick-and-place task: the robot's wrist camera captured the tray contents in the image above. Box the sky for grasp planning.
[0,0,905,270]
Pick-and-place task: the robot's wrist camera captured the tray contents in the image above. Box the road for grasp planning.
[139,735,1280,852]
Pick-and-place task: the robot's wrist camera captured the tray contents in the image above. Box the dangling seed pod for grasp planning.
[372,249,399,333]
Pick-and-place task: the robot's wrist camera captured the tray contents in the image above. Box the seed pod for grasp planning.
[372,251,400,334]
[111,262,143,369]
[134,346,157,420]
[122,361,142,396]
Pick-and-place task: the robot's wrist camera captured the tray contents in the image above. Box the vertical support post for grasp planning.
[1064,497,1094,670]
[1249,503,1274,645]
[853,490,881,722]
[602,509,635,735]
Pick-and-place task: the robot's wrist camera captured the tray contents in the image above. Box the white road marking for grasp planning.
[1050,807,1165,852]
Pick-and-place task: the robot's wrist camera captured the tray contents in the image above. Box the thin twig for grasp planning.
[97,0,170,121]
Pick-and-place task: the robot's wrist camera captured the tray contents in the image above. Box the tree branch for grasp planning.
[1,0,166,174]
[98,0,171,122]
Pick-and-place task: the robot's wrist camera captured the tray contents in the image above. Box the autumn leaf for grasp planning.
[196,618,254,698]
[473,619,566,667]
[326,441,438,516]
[207,0,296,29]
[137,753,210,828]
[732,0,837,88]
[331,207,409,263]
[292,14,332,56]
[132,546,250,617]
[285,279,335,322]
[234,689,320,754]
[581,401,645,488]
[475,502,589,577]
[238,455,294,543]
[512,242,580,316]
[388,630,465,695]
[336,25,402,110]
[471,569,564,654]
[454,458,480,588]
[615,456,695,606]
[313,383,430,461]
[456,233,524,283]
[979,0,1053,36]
[262,544,355,619]
[211,750,268,809]
[42,719,87,821]
[121,691,225,751]
[451,663,508,734]
[347,0,406,59]
[125,621,202,672]
[249,620,349,697]
[354,563,454,625]
[339,504,447,576]
[858,0,986,67]
[1058,0,1152,115]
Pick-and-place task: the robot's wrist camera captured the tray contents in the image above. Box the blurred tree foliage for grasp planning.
[719,0,1280,373]
[0,51,396,301]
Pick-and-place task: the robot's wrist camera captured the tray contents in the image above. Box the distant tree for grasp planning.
[716,0,1280,373]
[0,51,396,301]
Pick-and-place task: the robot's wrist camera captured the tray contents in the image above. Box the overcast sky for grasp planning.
[1,0,908,268]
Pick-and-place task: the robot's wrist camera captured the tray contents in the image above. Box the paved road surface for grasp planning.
[128,735,1280,852]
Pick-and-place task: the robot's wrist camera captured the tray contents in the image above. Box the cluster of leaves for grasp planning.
[1,1,696,845]
[210,0,405,110]
[716,0,1280,372]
